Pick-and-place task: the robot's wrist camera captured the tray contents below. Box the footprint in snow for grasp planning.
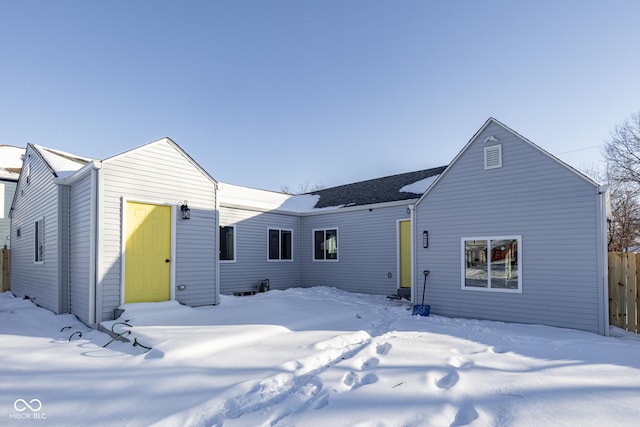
[488,346,508,354]
[343,371,358,388]
[342,371,379,391]
[360,357,379,370]
[435,370,459,390]
[447,356,474,369]
[376,342,392,356]
[450,404,479,427]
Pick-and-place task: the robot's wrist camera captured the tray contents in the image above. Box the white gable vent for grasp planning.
[484,144,502,169]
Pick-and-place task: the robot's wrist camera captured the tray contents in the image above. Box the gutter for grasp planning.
[219,198,420,216]
[597,184,610,336]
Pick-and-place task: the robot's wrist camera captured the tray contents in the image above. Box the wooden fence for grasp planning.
[608,252,639,334]
[1,246,8,292]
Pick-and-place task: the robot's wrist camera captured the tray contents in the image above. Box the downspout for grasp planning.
[92,163,103,326]
[214,182,220,304]
[88,168,97,326]
[409,203,416,304]
[65,186,71,314]
[597,184,610,336]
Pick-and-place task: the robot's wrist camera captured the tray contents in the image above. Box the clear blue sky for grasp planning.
[1,1,639,191]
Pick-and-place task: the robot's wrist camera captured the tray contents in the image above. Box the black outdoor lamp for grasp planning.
[180,201,191,220]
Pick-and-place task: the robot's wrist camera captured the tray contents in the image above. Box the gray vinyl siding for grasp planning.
[219,206,303,294]
[415,122,602,333]
[68,173,93,324]
[99,140,217,321]
[1,180,17,248]
[9,147,61,313]
[302,205,411,295]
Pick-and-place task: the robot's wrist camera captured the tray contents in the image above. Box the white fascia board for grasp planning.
[220,198,418,216]
[300,198,418,217]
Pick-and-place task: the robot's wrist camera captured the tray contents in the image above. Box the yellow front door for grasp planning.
[399,220,411,289]
[124,202,171,303]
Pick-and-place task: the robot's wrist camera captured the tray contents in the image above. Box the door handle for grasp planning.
[165,259,170,263]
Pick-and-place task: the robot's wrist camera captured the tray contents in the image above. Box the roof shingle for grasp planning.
[310,165,447,208]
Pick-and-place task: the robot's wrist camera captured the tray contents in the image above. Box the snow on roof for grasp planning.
[218,182,339,213]
[33,145,95,178]
[399,174,439,194]
[218,182,295,211]
[0,145,26,180]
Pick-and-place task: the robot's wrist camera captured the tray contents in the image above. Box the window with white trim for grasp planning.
[219,225,235,261]
[268,228,292,261]
[462,236,521,292]
[314,228,338,261]
[35,218,44,263]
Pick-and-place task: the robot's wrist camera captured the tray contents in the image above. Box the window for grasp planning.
[314,228,338,261]
[268,228,292,261]
[35,218,44,263]
[462,236,521,292]
[219,226,235,261]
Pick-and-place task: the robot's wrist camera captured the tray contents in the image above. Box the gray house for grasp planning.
[217,167,445,298]
[413,118,609,334]
[9,139,218,326]
[8,118,609,334]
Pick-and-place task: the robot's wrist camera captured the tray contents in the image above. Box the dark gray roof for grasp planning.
[309,165,447,208]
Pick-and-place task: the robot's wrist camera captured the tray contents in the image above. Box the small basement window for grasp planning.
[462,236,521,292]
[484,144,502,169]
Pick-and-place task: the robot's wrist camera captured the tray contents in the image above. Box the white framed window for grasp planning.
[268,228,292,261]
[219,225,235,262]
[34,217,44,263]
[461,236,521,292]
[313,228,338,261]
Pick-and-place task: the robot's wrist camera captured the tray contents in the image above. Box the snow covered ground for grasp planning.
[1,287,639,427]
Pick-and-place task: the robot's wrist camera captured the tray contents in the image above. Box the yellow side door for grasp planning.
[399,220,411,289]
[124,202,171,303]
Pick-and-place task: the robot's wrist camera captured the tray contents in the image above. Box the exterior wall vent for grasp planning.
[484,144,502,169]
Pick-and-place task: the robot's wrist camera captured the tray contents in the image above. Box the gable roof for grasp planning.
[416,117,602,206]
[0,145,25,181]
[309,165,447,209]
[102,137,217,185]
[31,144,94,178]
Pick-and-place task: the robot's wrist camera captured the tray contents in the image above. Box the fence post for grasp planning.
[1,245,8,292]
[625,253,636,331]
[608,253,622,328]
